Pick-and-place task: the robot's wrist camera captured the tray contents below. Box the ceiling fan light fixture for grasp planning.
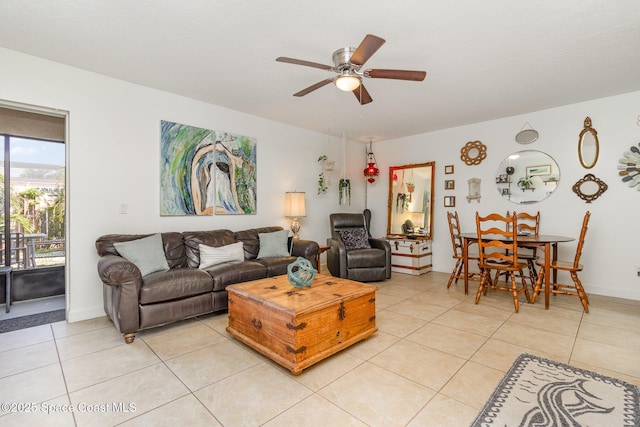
[335,74,361,92]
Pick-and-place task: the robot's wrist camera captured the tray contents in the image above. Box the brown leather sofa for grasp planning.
[96,226,319,343]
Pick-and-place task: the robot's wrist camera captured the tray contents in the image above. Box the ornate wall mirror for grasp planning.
[387,162,435,238]
[460,140,487,165]
[578,116,599,169]
[572,174,608,203]
[495,150,560,204]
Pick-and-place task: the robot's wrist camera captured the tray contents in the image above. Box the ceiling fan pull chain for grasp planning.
[341,132,350,180]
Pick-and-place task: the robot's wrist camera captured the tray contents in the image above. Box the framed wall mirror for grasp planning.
[387,162,435,238]
[578,116,599,169]
[495,150,560,204]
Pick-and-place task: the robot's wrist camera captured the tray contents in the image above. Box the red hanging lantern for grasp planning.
[363,141,380,183]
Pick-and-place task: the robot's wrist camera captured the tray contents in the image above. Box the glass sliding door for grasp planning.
[1,135,65,270]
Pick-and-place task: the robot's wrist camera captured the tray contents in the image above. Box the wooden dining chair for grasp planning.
[475,212,530,312]
[532,211,591,312]
[446,211,480,290]
[494,211,539,289]
[515,211,540,286]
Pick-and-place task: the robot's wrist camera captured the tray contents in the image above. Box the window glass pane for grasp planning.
[8,136,65,268]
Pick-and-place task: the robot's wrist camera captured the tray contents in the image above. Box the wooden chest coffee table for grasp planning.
[226,273,377,375]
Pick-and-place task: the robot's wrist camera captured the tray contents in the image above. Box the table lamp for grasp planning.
[284,192,306,239]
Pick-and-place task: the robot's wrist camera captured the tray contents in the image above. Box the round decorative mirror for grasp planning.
[578,117,599,169]
[515,123,539,144]
[495,150,560,204]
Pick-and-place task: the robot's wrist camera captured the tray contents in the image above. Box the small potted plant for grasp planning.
[517,176,534,190]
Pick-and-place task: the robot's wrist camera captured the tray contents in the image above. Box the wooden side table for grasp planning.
[316,245,330,269]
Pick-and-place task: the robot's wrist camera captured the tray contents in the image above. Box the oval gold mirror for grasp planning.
[578,117,599,169]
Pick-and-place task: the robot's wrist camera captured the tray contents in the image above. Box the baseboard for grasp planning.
[67,305,105,323]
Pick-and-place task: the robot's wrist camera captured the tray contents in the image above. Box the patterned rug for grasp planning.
[471,353,640,426]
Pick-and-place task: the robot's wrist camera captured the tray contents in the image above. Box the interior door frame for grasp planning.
[0,100,69,316]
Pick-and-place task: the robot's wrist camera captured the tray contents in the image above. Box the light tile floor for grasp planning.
[0,271,639,426]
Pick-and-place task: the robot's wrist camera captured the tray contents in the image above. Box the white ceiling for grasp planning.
[1,1,639,142]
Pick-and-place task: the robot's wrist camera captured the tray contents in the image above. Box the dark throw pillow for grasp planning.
[337,228,371,250]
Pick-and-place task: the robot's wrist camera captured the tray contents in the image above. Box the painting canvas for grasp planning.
[213,131,257,215]
[160,120,216,216]
[160,121,257,216]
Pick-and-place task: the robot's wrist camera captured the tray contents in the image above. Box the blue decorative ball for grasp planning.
[287,257,317,288]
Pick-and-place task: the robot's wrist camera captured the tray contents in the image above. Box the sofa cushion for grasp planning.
[183,230,236,268]
[337,228,372,250]
[202,261,267,291]
[139,268,213,304]
[199,242,244,269]
[346,248,386,269]
[255,256,298,276]
[113,233,170,277]
[257,229,290,258]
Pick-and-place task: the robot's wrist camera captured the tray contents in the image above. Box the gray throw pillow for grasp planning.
[113,233,169,277]
[257,229,290,258]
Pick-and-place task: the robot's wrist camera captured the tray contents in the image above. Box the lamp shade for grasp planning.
[411,212,425,229]
[284,192,306,217]
[364,163,380,183]
[335,75,361,92]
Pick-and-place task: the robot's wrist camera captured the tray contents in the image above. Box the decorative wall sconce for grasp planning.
[466,178,481,203]
[363,140,380,183]
[284,192,306,238]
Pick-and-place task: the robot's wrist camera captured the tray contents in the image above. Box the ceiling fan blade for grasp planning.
[276,57,333,71]
[352,83,373,105]
[367,69,427,81]
[349,34,386,67]
[293,78,334,97]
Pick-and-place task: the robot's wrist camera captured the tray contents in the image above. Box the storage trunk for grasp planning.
[389,238,432,275]
[226,274,377,375]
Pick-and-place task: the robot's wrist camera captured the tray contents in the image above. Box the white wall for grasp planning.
[368,90,640,300]
[0,47,366,322]
[2,47,638,323]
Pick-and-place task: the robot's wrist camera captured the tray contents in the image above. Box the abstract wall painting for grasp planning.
[213,131,257,215]
[160,121,257,216]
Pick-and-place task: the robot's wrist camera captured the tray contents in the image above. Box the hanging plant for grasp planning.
[339,178,351,205]
[317,155,328,195]
[396,193,409,212]
[338,132,351,205]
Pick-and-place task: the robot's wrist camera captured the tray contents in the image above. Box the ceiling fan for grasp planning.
[276,34,426,105]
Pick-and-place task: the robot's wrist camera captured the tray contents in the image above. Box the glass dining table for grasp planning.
[459,232,575,309]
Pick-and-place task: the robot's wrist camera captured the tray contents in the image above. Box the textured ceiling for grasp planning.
[1,1,639,142]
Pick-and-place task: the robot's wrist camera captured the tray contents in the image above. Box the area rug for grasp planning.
[0,309,65,333]
[471,353,640,427]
